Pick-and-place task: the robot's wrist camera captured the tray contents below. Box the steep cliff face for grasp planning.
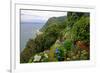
[20,12,90,63]
[40,16,67,32]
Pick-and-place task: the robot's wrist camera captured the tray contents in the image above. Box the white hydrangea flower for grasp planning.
[33,54,41,62]
[44,53,48,58]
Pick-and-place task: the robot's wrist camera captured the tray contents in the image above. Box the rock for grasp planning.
[36,30,43,35]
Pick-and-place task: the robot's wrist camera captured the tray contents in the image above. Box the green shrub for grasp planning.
[63,40,72,51]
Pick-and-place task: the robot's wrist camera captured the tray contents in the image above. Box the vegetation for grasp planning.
[20,12,90,63]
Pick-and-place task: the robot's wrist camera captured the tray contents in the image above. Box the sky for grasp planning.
[21,9,67,23]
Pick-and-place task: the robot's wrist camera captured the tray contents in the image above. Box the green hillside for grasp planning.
[20,12,90,63]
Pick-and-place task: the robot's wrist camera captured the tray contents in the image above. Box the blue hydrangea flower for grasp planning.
[55,48,60,54]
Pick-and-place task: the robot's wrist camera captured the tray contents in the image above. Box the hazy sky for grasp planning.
[21,9,67,23]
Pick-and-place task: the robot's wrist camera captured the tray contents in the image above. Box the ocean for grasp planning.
[20,22,45,52]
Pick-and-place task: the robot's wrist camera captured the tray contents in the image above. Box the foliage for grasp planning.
[55,48,64,61]
[71,15,90,44]
[63,39,73,51]
[20,47,34,63]
[66,12,85,29]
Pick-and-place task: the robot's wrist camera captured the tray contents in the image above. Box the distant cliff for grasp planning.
[40,16,67,32]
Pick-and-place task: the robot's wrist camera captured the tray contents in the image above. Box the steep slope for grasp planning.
[20,12,90,63]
